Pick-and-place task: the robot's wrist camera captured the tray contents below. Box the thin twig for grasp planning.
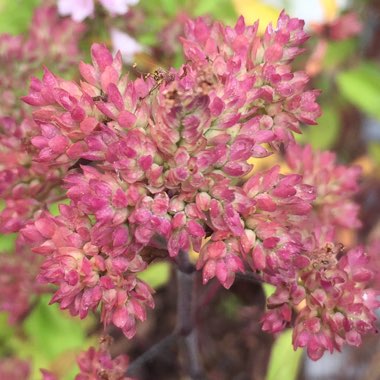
[235,271,263,284]
[126,332,178,376]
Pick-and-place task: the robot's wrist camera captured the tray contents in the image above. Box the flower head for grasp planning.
[18,11,378,361]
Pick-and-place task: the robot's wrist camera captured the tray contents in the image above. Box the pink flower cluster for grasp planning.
[75,344,133,380]
[0,6,85,121]
[19,11,378,360]
[42,338,134,380]
[286,143,362,229]
[0,6,85,233]
[0,357,30,380]
[260,144,379,360]
[0,244,44,324]
[312,12,363,41]
[0,117,65,233]
[22,204,154,338]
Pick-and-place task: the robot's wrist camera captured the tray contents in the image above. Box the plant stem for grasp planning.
[184,330,204,380]
[126,333,178,376]
[176,252,206,380]
[176,269,194,336]
[126,251,206,379]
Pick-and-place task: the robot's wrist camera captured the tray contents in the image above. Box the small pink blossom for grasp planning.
[286,143,362,229]
[0,358,30,380]
[0,245,45,324]
[42,339,135,379]
[21,206,154,338]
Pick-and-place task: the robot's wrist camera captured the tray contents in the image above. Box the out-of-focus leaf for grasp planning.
[138,33,158,46]
[0,313,15,354]
[232,0,280,33]
[369,142,380,165]
[0,233,17,252]
[336,62,380,120]
[10,295,91,379]
[194,0,237,24]
[49,199,70,217]
[0,0,40,34]
[324,39,357,68]
[138,261,171,289]
[173,51,185,68]
[303,104,341,149]
[263,283,275,298]
[160,0,182,16]
[221,293,243,318]
[266,329,303,380]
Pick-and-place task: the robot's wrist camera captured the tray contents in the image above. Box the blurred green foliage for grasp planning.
[0,233,17,252]
[266,329,303,380]
[2,295,94,379]
[337,62,380,121]
[0,0,40,34]
[298,104,341,150]
[138,261,171,289]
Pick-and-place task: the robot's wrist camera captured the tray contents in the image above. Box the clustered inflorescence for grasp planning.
[0,8,378,377]
[0,6,86,327]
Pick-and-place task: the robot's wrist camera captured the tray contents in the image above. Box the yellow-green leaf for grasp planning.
[336,62,380,120]
[138,261,171,289]
[266,329,303,380]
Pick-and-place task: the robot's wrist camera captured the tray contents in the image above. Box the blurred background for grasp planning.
[0,0,379,379]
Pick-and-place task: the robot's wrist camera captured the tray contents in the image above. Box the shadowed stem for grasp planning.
[126,332,178,376]
[184,330,204,380]
[176,251,205,380]
[126,251,205,379]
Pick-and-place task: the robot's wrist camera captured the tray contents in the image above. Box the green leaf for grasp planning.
[336,62,380,120]
[194,0,237,24]
[323,39,357,69]
[0,233,17,252]
[48,199,70,217]
[303,105,341,150]
[138,33,158,46]
[0,313,15,354]
[266,329,303,380]
[23,296,87,359]
[369,142,380,165]
[0,0,40,34]
[219,293,242,319]
[138,261,171,289]
[10,295,92,379]
[160,0,180,16]
[263,283,275,298]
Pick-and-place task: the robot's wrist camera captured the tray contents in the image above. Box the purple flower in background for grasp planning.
[100,0,139,16]
[58,0,139,21]
[110,28,143,63]
[58,0,94,22]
